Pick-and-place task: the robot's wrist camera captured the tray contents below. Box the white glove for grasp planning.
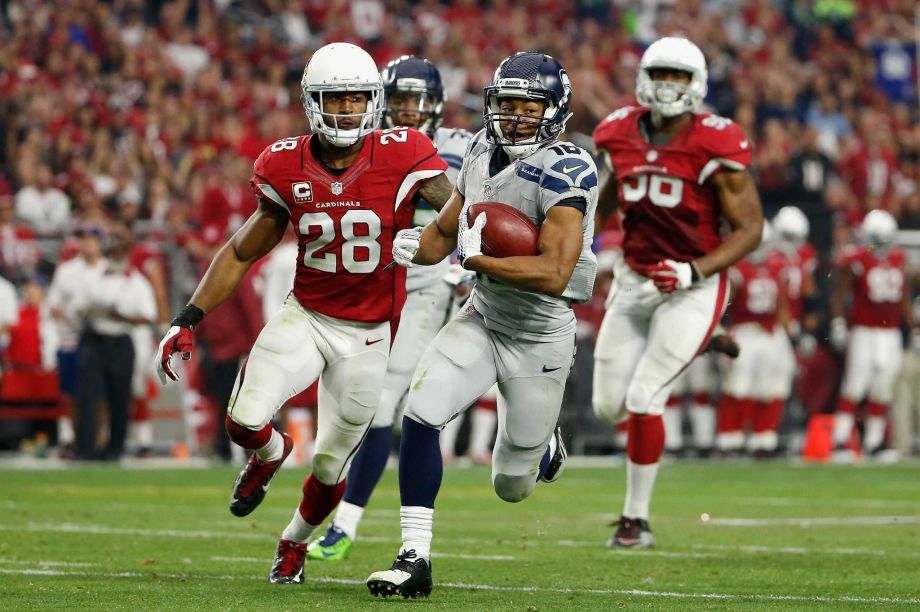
[392,227,423,268]
[458,211,486,269]
[647,259,694,293]
[830,317,848,351]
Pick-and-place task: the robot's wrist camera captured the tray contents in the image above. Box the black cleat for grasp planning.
[269,538,306,584]
[539,427,567,483]
[229,432,293,517]
[608,516,655,548]
[705,332,740,358]
[366,549,433,599]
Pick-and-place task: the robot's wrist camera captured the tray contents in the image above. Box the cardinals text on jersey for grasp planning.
[593,106,752,273]
[250,127,447,323]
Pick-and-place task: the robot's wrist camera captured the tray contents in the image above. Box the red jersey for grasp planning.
[250,127,447,323]
[838,244,906,329]
[775,242,817,322]
[593,106,752,273]
[728,252,785,331]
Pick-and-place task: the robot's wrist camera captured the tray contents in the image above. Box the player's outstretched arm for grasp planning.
[463,205,583,296]
[189,199,289,314]
[693,169,763,278]
[412,187,464,265]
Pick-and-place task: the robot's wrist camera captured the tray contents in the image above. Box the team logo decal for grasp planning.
[292,181,313,203]
[331,181,344,195]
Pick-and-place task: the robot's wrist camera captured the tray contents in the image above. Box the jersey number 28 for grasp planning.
[299,210,381,273]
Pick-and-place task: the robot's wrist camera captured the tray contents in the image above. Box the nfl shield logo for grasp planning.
[331,181,344,195]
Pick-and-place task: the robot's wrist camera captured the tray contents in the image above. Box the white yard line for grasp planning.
[692,544,918,557]
[211,552,516,562]
[704,516,920,527]
[0,559,98,567]
[0,567,917,605]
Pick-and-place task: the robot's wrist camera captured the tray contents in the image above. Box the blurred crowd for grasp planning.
[1,0,919,459]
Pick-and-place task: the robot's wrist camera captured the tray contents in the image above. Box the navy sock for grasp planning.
[399,416,443,508]
[343,426,394,507]
[537,445,551,481]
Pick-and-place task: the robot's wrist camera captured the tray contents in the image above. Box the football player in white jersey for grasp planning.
[366,51,597,599]
[307,56,473,562]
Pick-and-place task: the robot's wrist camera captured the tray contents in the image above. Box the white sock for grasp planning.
[623,460,659,521]
[400,506,433,560]
[281,507,319,544]
[717,431,744,451]
[440,416,462,460]
[256,428,284,462]
[57,416,75,445]
[863,416,886,452]
[133,421,154,446]
[690,405,715,449]
[663,407,683,451]
[333,501,365,540]
[614,428,628,450]
[832,412,855,446]
[470,408,497,456]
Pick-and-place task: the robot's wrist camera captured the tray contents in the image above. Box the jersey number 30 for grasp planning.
[299,210,381,273]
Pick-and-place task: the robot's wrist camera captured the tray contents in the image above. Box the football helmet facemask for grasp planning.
[381,56,444,138]
[484,52,573,160]
[636,37,708,118]
[301,43,384,147]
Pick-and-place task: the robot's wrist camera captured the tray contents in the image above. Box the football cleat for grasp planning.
[366,549,433,599]
[229,432,293,517]
[307,524,353,561]
[539,427,567,483]
[269,538,306,584]
[870,444,899,465]
[830,444,857,465]
[608,516,655,548]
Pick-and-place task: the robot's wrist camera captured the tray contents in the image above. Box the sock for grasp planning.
[439,416,462,461]
[400,505,434,560]
[282,474,347,542]
[399,416,443,508]
[225,417,274,450]
[623,414,664,521]
[614,422,628,450]
[256,429,285,462]
[690,404,715,450]
[469,407,497,458]
[832,399,857,446]
[537,432,557,480]
[57,415,75,445]
[133,420,154,447]
[343,426,393,507]
[863,416,887,453]
[663,401,683,452]
[332,501,365,540]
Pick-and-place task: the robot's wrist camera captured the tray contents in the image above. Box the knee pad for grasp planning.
[625,380,666,417]
[311,450,348,485]
[492,473,534,503]
[372,388,402,428]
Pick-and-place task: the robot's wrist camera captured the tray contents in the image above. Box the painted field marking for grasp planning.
[703,516,920,527]
[0,567,917,606]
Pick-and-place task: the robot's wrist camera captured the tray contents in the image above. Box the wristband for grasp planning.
[172,304,205,329]
[690,261,705,283]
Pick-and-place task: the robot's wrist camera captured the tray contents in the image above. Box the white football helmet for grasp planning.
[773,206,810,245]
[301,43,383,147]
[636,37,708,118]
[861,209,898,246]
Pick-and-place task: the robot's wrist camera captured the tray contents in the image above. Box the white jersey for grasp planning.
[406,126,472,292]
[457,130,599,341]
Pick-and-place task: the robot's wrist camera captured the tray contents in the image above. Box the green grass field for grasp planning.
[1,461,918,610]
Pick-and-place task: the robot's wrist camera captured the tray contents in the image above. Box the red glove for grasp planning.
[156,304,204,384]
[647,259,695,293]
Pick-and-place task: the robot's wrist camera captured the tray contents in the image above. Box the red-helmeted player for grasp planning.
[592,37,763,547]
[155,43,450,584]
[716,224,795,456]
[830,210,914,462]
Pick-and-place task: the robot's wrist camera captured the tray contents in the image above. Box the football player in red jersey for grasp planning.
[716,224,795,457]
[155,43,451,584]
[830,210,914,463]
[592,37,764,547]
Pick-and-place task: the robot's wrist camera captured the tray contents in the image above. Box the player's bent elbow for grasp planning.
[493,473,535,503]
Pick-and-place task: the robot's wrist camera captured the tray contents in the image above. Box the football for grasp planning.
[466,201,539,258]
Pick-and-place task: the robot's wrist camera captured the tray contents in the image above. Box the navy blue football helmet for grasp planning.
[484,52,573,159]
[381,56,445,138]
